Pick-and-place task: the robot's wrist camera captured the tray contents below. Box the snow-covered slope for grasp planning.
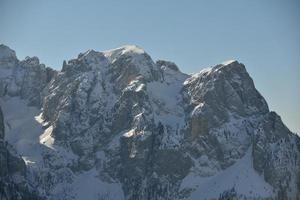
[0,44,299,200]
[0,104,40,199]
[181,147,274,200]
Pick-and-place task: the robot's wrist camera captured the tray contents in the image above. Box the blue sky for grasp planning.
[0,0,299,133]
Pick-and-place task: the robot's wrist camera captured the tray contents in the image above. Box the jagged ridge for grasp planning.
[0,44,299,200]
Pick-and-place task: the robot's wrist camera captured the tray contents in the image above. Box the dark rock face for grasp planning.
[253,112,300,199]
[0,107,40,200]
[184,61,268,131]
[156,60,180,72]
[0,45,299,200]
[0,107,4,139]
[181,61,267,170]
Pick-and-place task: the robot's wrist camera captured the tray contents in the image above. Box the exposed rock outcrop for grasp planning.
[0,44,299,200]
[0,106,40,200]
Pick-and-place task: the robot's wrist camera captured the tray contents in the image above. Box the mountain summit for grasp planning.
[0,45,299,200]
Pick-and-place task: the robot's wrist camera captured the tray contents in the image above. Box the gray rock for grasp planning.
[0,45,299,200]
[253,112,300,199]
[0,106,41,200]
[156,60,180,72]
[0,44,56,106]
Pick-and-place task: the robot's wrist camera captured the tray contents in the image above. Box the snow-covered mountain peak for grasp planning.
[70,45,146,66]
[77,49,108,66]
[103,45,152,66]
[104,44,145,57]
[185,60,243,84]
[0,45,299,200]
[221,59,237,66]
[195,60,243,76]
[215,60,245,73]
[0,44,17,61]
[120,44,145,54]
[78,49,102,59]
[102,45,160,84]
[61,45,158,84]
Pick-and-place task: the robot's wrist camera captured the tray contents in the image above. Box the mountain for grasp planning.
[0,44,299,200]
[0,102,40,199]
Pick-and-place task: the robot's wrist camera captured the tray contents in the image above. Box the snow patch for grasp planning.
[123,129,135,138]
[222,59,237,66]
[0,97,44,165]
[71,168,124,200]
[181,146,274,200]
[39,125,54,149]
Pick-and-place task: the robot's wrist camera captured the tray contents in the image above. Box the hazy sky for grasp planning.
[0,0,299,133]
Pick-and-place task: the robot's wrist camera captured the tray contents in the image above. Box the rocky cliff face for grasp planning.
[0,106,40,200]
[0,44,299,200]
[0,45,56,106]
